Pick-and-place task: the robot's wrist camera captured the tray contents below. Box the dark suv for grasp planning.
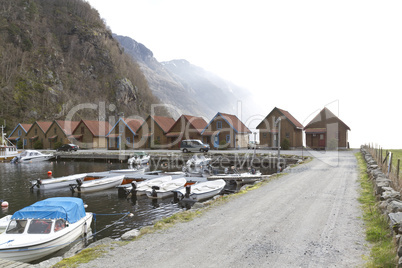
[56,144,79,152]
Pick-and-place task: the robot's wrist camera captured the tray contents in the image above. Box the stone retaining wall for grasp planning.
[361,146,402,267]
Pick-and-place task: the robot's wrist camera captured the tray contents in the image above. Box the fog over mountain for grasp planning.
[113,34,261,123]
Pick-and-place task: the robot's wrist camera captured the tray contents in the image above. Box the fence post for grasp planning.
[398,159,400,181]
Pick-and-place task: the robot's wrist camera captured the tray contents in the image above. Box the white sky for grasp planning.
[86,0,402,149]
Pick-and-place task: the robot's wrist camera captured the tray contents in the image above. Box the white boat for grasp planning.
[208,168,262,184]
[30,173,88,190]
[119,175,173,196]
[127,152,150,165]
[0,128,19,161]
[0,197,93,263]
[11,150,53,163]
[0,215,11,233]
[71,175,124,193]
[0,146,19,161]
[175,179,226,202]
[145,177,187,199]
[183,154,212,174]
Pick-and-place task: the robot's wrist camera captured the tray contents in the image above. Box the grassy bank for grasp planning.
[356,152,397,267]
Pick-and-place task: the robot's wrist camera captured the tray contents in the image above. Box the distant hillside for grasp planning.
[114,34,258,120]
[0,0,159,132]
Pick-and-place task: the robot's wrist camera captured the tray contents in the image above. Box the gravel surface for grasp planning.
[78,150,368,268]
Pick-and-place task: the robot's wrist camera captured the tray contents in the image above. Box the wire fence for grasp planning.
[365,144,402,192]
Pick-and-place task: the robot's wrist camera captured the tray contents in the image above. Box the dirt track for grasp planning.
[78,150,368,268]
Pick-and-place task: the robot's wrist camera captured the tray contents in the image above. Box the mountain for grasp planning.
[114,34,257,121]
[0,0,160,131]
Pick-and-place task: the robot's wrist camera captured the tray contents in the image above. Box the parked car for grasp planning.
[56,144,79,152]
[247,141,259,149]
[180,140,210,153]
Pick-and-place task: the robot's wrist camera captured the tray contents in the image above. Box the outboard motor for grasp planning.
[129,181,137,195]
[185,185,191,199]
[10,156,19,164]
[30,179,42,191]
[151,186,160,198]
[69,178,83,193]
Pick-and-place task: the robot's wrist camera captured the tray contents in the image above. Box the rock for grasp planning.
[192,202,204,209]
[375,178,392,195]
[389,213,402,233]
[382,189,401,201]
[121,229,140,241]
[115,78,137,105]
[34,257,63,268]
[399,256,402,268]
[388,201,402,213]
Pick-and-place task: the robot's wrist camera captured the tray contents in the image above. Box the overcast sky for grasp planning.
[86,0,402,149]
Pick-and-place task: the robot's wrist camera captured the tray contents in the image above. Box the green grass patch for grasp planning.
[53,245,107,268]
[355,152,397,267]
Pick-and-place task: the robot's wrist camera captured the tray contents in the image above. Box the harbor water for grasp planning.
[0,160,186,243]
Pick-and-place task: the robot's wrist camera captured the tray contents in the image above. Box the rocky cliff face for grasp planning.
[114,34,258,120]
[0,0,159,130]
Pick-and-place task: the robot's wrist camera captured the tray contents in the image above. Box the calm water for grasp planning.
[0,160,186,242]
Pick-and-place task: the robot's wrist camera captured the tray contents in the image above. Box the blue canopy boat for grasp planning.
[0,197,93,263]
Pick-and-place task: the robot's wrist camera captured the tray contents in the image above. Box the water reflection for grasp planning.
[0,161,185,243]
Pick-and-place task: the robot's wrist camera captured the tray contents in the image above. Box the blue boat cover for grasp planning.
[11,197,87,224]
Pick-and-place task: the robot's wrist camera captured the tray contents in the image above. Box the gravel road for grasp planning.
[78,150,368,268]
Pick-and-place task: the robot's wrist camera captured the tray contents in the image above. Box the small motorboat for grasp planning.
[30,173,88,190]
[119,175,173,196]
[70,174,124,193]
[0,215,11,233]
[145,177,187,199]
[11,150,53,163]
[174,179,226,202]
[208,167,262,184]
[183,154,212,174]
[0,197,93,263]
[127,151,150,165]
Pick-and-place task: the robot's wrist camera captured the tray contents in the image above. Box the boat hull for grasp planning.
[75,175,124,193]
[0,213,92,263]
[31,173,88,190]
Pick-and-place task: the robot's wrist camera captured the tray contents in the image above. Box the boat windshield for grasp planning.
[54,219,66,232]
[6,219,27,234]
[28,219,52,234]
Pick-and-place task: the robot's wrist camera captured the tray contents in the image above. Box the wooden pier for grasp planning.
[0,258,32,267]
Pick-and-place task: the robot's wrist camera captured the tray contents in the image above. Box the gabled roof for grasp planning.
[31,121,52,134]
[256,107,303,129]
[8,123,32,138]
[152,115,176,133]
[53,120,80,135]
[203,112,251,134]
[107,118,144,136]
[304,107,351,131]
[20,124,32,133]
[168,115,208,134]
[79,120,111,136]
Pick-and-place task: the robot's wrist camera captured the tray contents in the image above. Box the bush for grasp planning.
[219,140,228,150]
[281,138,290,150]
[33,140,43,149]
[54,141,63,149]
[16,140,23,149]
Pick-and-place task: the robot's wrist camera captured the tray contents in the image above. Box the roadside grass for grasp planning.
[356,152,397,267]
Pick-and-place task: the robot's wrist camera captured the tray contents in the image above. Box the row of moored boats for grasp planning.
[0,154,262,264]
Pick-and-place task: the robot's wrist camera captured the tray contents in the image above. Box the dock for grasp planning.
[0,258,32,267]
